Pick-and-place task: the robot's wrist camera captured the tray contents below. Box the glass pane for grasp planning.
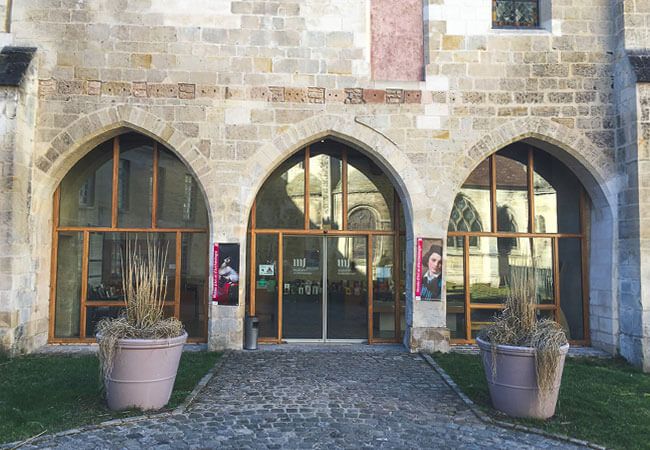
[309,152,343,230]
[157,147,208,229]
[327,236,368,339]
[255,234,278,338]
[450,159,491,236]
[59,140,113,227]
[496,148,529,233]
[87,232,176,303]
[256,151,305,229]
[446,237,466,340]
[54,232,83,338]
[559,238,584,340]
[372,236,394,340]
[532,238,554,304]
[282,236,322,339]
[515,1,538,27]
[399,234,406,340]
[181,233,207,338]
[347,153,394,230]
[470,309,503,339]
[469,237,533,304]
[86,306,123,337]
[495,1,516,25]
[118,134,154,228]
[533,149,582,234]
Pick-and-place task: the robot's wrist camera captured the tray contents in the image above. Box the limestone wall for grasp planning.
[0,0,630,356]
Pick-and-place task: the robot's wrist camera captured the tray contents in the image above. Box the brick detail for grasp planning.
[307,87,325,104]
[148,83,179,98]
[132,82,147,98]
[179,83,196,99]
[404,90,422,104]
[87,80,101,96]
[363,89,386,104]
[284,87,308,103]
[38,79,56,97]
[269,86,285,102]
[344,88,364,104]
[386,89,404,104]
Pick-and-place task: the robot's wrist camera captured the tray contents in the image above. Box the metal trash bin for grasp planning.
[244,315,259,350]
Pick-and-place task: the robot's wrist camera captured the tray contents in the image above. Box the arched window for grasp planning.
[248,139,406,342]
[448,194,483,248]
[446,143,588,344]
[51,132,209,342]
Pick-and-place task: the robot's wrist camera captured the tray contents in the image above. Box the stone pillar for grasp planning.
[0,47,37,355]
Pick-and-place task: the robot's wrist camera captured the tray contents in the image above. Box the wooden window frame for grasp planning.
[49,135,210,344]
[249,143,405,344]
[448,147,590,346]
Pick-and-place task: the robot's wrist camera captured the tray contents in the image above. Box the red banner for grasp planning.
[415,237,423,299]
[212,243,219,301]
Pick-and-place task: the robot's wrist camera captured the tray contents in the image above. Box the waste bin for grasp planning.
[244,315,259,350]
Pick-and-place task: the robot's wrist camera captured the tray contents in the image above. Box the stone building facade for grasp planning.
[0,0,649,371]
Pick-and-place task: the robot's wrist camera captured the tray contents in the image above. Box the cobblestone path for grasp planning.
[20,345,582,449]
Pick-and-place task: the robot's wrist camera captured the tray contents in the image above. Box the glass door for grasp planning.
[326,236,368,339]
[282,236,323,339]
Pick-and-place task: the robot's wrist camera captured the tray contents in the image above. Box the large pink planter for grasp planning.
[477,336,569,419]
[99,332,187,411]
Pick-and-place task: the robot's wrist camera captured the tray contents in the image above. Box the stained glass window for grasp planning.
[493,0,539,28]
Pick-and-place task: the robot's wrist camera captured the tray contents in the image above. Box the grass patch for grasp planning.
[433,353,650,450]
[0,351,220,444]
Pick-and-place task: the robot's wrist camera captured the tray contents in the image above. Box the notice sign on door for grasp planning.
[212,243,240,306]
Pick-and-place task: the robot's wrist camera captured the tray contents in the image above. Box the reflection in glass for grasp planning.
[469,237,532,304]
[254,234,278,339]
[54,232,83,338]
[118,134,154,228]
[86,306,123,337]
[533,149,581,234]
[496,150,528,233]
[532,238,554,304]
[256,151,305,229]
[59,141,113,227]
[446,237,466,339]
[309,153,343,230]
[559,239,584,340]
[327,236,367,339]
[347,154,394,230]
[449,159,490,249]
[372,236,394,339]
[181,233,207,338]
[86,233,177,303]
[157,148,208,229]
[282,236,322,339]
[470,309,502,338]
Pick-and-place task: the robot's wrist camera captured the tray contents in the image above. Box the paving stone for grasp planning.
[12,346,584,449]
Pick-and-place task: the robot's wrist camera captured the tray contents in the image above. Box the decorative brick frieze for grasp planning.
[37,78,427,106]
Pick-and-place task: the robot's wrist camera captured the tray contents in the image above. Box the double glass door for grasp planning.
[282,235,367,341]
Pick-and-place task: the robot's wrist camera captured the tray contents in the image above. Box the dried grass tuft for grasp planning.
[97,237,184,388]
[479,265,567,395]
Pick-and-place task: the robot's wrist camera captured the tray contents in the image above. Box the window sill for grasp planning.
[489,27,551,36]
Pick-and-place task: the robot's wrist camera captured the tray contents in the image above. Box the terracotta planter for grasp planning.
[98,332,187,411]
[477,336,569,419]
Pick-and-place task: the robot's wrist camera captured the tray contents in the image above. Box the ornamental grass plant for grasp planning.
[479,265,568,393]
[97,238,184,387]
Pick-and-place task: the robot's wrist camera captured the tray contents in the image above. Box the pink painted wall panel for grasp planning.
[371,0,424,81]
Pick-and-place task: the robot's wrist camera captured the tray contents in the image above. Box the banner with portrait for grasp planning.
[212,243,240,305]
[415,237,443,301]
